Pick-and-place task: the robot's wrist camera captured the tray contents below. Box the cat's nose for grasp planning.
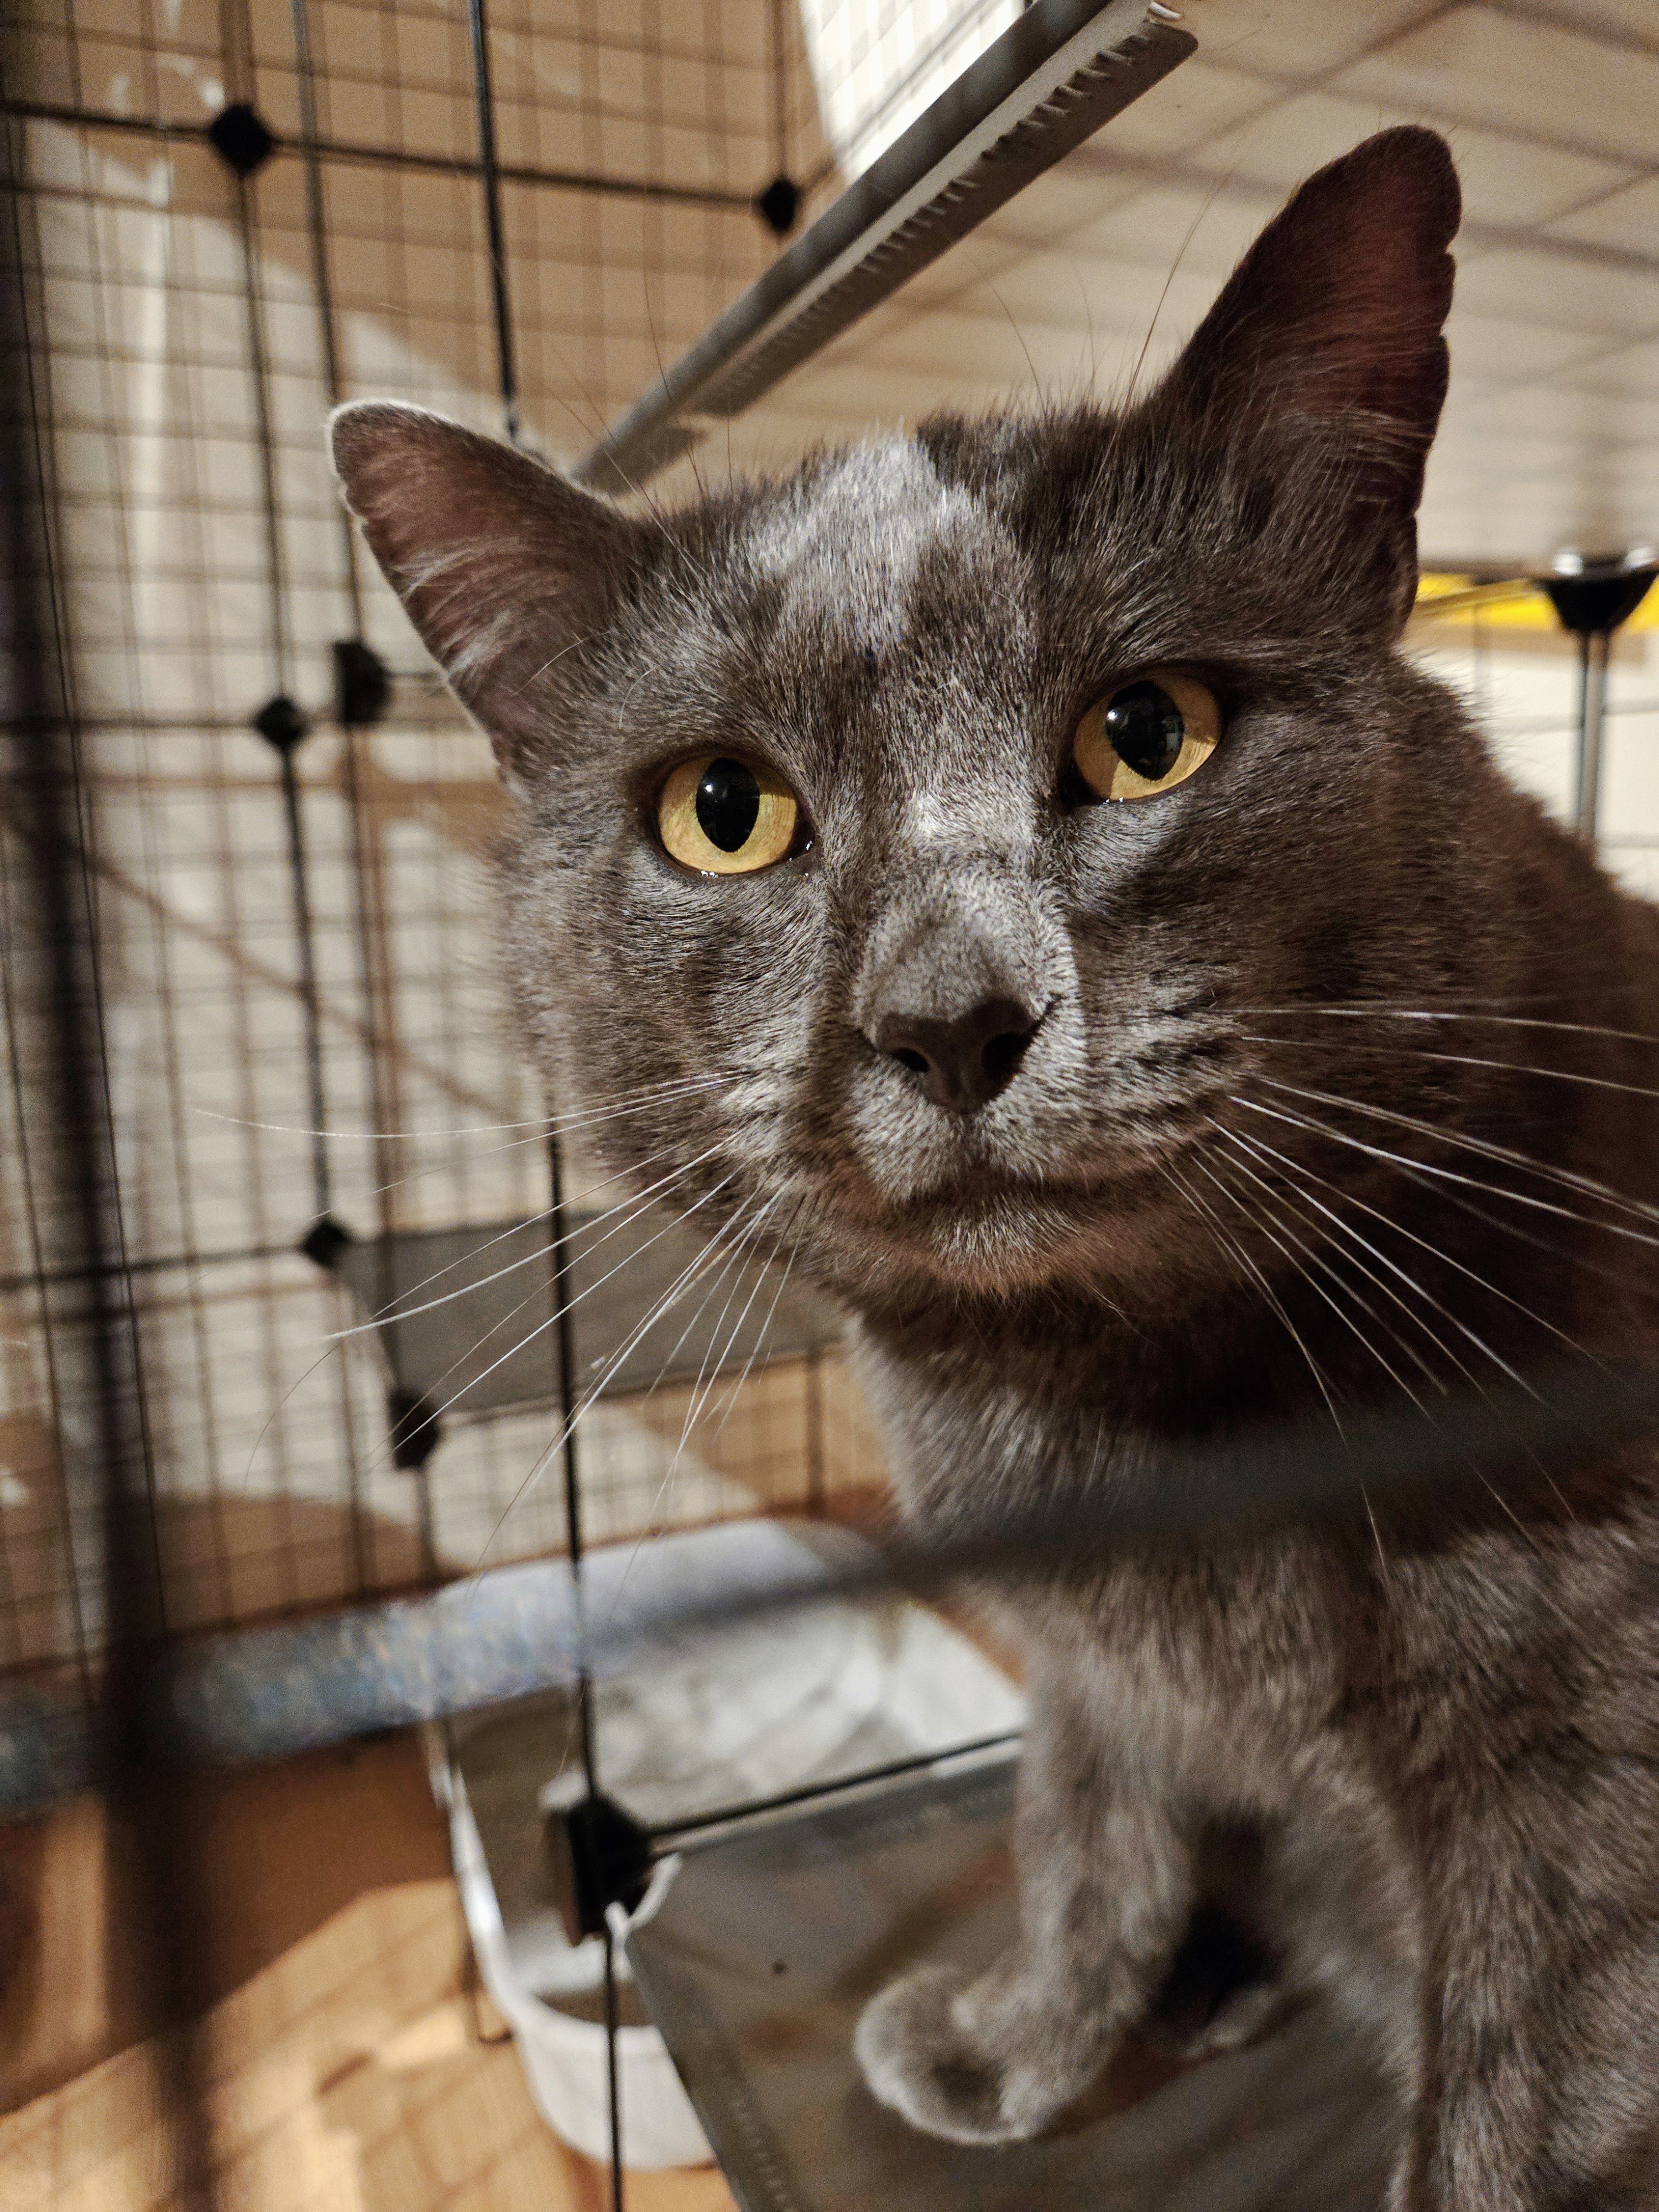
[870,996,1042,1114]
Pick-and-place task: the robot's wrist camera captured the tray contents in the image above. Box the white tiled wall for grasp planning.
[1411,623,1659,897]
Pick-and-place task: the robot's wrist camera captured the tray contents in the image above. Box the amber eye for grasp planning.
[1071,669,1221,802]
[656,754,801,875]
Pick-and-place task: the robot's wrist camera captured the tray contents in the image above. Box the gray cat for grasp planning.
[332,129,1659,2210]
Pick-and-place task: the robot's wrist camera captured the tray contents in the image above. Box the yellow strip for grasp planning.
[1414,572,1659,633]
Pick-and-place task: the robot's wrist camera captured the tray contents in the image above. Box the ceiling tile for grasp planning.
[1171,0,1442,77]
[1335,4,1659,166]
[1556,458,1659,502]
[825,298,1186,400]
[1432,127,1637,231]
[1063,183,1276,278]
[1451,248,1659,337]
[1187,88,1371,191]
[1441,441,1658,496]
[1546,175,1659,254]
[822,306,1087,386]
[977,161,1145,251]
[888,234,1031,313]
[1092,55,1282,157]
[972,254,1217,343]
[1553,337,1659,394]
[1448,384,1659,447]
[1417,483,1643,566]
[1442,303,1627,380]
[730,1,1659,577]
[1517,0,1659,47]
[1187,89,1631,226]
[782,361,1020,421]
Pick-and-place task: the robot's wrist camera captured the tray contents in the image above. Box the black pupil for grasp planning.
[695,758,762,852]
[1104,682,1183,781]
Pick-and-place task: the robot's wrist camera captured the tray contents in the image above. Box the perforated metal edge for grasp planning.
[575,0,1194,492]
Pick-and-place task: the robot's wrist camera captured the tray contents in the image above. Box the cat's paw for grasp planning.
[854,1964,1091,2146]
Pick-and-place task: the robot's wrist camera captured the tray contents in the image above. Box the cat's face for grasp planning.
[333,128,1468,1316]
[493,426,1483,1314]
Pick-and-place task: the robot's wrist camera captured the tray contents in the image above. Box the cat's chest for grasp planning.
[854,1324,1112,1527]
[854,1328,1345,1720]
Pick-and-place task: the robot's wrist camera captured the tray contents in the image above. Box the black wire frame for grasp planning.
[0,12,1451,2202]
[0,0,833,1636]
[223,0,382,1603]
[459,0,623,2193]
[0,67,210,2193]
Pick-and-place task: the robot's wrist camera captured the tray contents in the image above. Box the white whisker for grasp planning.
[715,1210,806,1436]
[324,1142,723,1342]
[190,1071,719,1146]
[1230,1097,1592,1390]
[327,1157,724,1481]
[1217,1125,1466,1396]
[464,1184,761,1584]
[1166,1157,1344,1436]
[1239,1005,1659,1053]
[1243,1031,1659,1113]
[660,1194,786,1486]
[1257,1079,1659,1246]
[1208,1146,1434,1411]
[601,1194,792,1623]
[316,1135,690,1362]
[1200,1155,1426,1415]
[362,1086,719,1201]
[1227,1117,1606,1373]
[353,1166,748,1498]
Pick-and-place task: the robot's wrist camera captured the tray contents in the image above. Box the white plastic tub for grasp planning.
[443,1766,711,2164]
[430,1518,1024,2169]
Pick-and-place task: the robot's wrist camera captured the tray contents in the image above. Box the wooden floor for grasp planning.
[0,1733,738,2212]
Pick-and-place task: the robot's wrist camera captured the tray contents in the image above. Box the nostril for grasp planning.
[981,1029,1031,1091]
[869,997,1044,1113]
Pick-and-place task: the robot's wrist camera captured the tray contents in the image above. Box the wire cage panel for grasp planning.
[1,0,880,1694]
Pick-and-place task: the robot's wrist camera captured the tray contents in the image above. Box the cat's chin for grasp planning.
[820,1171,1180,1305]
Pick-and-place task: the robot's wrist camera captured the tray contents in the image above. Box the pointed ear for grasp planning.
[1154,127,1459,631]
[329,403,639,774]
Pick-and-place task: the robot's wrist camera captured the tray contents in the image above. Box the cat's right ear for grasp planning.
[1150,126,1460,634]
[328,403,639,781]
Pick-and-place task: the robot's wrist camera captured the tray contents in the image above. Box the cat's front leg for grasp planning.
[1391,1780,1659,2212]
[854,1690,1194,2144]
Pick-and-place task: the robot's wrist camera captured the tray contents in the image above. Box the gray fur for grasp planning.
[332,129,1659,2210]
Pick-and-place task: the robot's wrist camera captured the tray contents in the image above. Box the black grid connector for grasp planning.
[333,639,392,728]
[299,1214,353,1270]
[387,1387,442,1471]
[208,103,278,179]
[252,695,310,753]
[553,1792,654,1943]
[754,174,800,237]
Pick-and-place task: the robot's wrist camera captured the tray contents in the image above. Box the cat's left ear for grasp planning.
[329,402,640,780]
[1152,126,1460,635]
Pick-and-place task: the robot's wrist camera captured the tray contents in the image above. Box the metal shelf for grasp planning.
[630,1750,1395,2212]
[334,1206,844,1425]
